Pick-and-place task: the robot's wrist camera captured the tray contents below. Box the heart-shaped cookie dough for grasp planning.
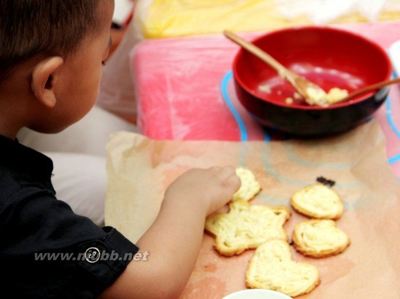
[246,240,320,297]
[293,219,350,258]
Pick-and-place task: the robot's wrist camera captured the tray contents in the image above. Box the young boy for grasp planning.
[0,1,240,298]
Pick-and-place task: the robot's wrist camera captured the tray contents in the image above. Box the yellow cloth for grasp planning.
[138,0,400,38]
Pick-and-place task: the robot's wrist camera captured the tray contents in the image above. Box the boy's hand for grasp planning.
[165,166,241,215]
[101,166,240,299]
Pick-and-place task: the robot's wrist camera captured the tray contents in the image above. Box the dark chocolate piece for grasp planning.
[316,176,336,187]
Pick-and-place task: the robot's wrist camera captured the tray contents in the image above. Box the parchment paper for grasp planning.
[105,120,400,298]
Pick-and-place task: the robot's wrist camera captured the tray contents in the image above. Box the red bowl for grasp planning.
[233,26,392,136]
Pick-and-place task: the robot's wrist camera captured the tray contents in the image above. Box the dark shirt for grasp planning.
[0,135,139,298]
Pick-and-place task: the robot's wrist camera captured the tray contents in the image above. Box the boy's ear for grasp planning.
[31,57,64,108]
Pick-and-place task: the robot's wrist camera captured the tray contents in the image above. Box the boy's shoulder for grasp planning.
[0,165,53,211]
[0,135,55,210]
[0,168,24,199]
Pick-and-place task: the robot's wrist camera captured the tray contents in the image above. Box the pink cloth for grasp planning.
[131,22,400,176]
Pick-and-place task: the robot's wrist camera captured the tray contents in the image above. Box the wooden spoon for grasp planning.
[341,77,400,102]
[224,30,328,105]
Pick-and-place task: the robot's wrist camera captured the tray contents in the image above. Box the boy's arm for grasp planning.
[100,193,208,299]
[99,167,240,299]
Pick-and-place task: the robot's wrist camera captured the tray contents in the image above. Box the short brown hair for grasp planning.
[0,0,101,82]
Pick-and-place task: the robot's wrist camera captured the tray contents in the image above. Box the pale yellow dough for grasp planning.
[246,240,320,297]
[305,87,349,106]
[293,219,350,258]
[233,167,261,202]
[291,183,344,220]
[205,201,290,256]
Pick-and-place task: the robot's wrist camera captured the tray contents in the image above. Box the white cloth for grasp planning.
[49,152,107,226]
[17,106,137,225]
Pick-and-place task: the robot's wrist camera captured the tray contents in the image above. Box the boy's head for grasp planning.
[0,0,114,135]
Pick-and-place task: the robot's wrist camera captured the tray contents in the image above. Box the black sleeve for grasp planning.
[0,186,139,299]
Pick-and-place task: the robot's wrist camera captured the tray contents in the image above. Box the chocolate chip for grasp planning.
[316,176,336,187]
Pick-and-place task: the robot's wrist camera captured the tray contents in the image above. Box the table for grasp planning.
[131,22,400,176]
